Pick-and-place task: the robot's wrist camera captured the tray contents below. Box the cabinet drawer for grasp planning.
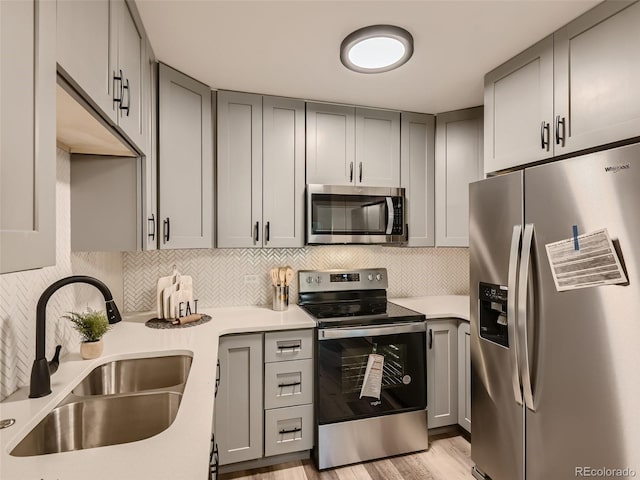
[264,329,313,363]
[264,404,314,457]
[264,359,313,409]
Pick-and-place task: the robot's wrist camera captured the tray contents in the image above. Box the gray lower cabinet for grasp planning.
[158,63,214,249]
[401,112,435,247]
[215,334,264,466]
[427,319,458,429]
[435,107,484,247]
[217,91,305,248]
[0,0,56,273]
[263,330,314,458]
[215,330,314,469]
[306,102,400,187]
[457,321,471,433]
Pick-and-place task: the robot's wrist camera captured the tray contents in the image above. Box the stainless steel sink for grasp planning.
[10,391,182,456]
[72,354,192,396]
[10,354,193,456]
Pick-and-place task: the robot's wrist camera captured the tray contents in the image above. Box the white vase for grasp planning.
[80,339,104,360]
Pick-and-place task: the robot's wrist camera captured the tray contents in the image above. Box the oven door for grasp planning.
[316,322,426,425]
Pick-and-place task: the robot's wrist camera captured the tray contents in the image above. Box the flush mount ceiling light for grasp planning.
[340,25,414,74]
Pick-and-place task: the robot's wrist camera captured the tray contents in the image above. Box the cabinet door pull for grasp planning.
[120,78,130,116]
[215,359,220,397]
[265,221,270,243]
[428,329,433,349]
[163,217,170,243]
[279,427,302,435]
[359,162,363,183]
[540,121,550,151]
[277,344,301,352]
[113,70,123,107]
[349,162,354,182]
[148,214,156,240]
[277,381,302,388]
[254,221,260,243]
[555,115,566,147]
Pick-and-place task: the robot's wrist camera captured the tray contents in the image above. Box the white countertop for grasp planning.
[0,295,469,479]
[389,295,470,321]
[0,305,316,480]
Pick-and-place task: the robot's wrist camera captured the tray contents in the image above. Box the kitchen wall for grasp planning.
[123,246,469,312]
[0,149,123,401]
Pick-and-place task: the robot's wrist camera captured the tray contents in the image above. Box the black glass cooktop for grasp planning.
[301,301,425,328]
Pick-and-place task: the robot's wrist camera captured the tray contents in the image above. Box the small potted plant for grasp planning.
[64,309,112,359]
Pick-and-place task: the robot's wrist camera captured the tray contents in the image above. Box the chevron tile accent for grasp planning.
[123,246,469,312]
[0,150,123,401]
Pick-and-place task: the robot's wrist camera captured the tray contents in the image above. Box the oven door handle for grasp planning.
[385,197,394,235]
[318,322,425,340]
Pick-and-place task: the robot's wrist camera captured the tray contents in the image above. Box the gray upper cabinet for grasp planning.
[158,63,214,249]
[306,102,400,187]
[1,0,56,273]
[400,113,435,247]
[218,92,305,248]
[355,108,400,187]
[435,107,483,247]
[56,0,146,153]
[306,103,355,186]
[485,1,640,173]
[554,1,640,155]
[215,334,264,466]
[217,91,263,248]
[57,0,116,123]
[114,0,145,150]
[484,35,554,174]
[262,97,306,248]
[142,40,157,250]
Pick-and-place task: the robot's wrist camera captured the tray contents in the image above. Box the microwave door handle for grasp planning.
[385,197,394,234]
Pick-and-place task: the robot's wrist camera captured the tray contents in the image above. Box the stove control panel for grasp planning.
[299,268,388,293]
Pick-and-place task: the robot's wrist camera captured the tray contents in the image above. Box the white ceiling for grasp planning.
[136,0,600,114]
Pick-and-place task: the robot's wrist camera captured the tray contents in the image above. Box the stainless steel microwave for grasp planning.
[306,184,407,245]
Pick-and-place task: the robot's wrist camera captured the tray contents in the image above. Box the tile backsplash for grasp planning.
[123,246,469,313]
[0,149,122,401]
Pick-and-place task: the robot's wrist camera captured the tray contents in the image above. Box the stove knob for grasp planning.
[368,273,373,281]
[316,275,322,284]
[306,276,313,284]
[376,273,382,281]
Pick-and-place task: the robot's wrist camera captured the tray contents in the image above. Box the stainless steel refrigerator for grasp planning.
[470,143,640,480]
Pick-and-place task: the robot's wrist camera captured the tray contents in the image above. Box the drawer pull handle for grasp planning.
[277,344,301,352]
[279,427,302,435]
[277,381,302,388]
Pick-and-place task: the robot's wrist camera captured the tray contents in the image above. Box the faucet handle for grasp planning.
[48,345,61,375]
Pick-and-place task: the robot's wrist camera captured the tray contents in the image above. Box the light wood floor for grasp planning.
[220,433,474,480]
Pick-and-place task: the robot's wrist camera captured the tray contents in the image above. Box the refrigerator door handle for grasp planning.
[508,225,523,406]
[518,223,536,412]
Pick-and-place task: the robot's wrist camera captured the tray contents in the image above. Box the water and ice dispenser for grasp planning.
[479,282,509,347]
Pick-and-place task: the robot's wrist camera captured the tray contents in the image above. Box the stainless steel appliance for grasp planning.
[306,184,406,244]
[298,268,428,469]
[470,143,640,480]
